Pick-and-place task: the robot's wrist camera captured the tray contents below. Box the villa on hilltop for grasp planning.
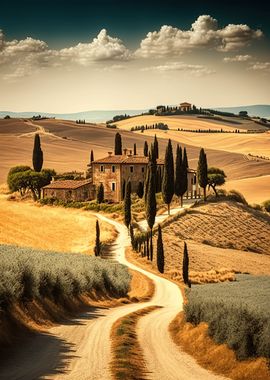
[42,149,200,203]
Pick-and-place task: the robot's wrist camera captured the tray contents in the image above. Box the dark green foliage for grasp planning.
[162,139,174,214]
[208,167,226,196]
[0,244,131,308]
[197,148,208,201]
[263,199,270,212]
[153,134,159,159]
[156,225,164,273]
[114,132,122,155]
[146,234,150,260]
[133,143,137,155]
[94,220,101,256]
[174,145,188,206]
[7,166,55,200]
[124,181,131,228]
[129,224,134,248]
[90,150,94,162]
[182,242,189,285]
[183,147,188,168]
[122,179,126,200]
[32,133,43,172]
[145,158,157,261]
[97,183,104,204]
[7,165,31,194]
[144,141,148,157]
[145,162,156,230]
[137,181,144,198]
[184,275,270,360]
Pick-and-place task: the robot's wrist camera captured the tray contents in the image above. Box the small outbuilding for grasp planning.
[179,102,192,112]
[42,179,94,202]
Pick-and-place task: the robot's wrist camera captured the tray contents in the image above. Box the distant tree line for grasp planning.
[131,123,169,132]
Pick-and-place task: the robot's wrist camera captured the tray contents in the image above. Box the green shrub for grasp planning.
[0,244,131,309]
[184,275,270,360]
[227,190,248,205]
[263,199,270,212]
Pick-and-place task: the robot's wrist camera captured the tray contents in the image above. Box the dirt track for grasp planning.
[0,211,227,380]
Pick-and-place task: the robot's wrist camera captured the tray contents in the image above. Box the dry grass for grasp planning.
[0,195,115,254]
[110,306,160,380]
[130,201,270,282]
[158,201,270,278]
[128,267,155,302]
[113,115,248,132]
[169,312,270,380]
[163,202,270,254]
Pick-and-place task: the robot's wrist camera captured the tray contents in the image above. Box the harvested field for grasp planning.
[0,195,115,254]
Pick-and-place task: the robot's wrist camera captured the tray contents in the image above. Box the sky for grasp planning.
[0,0,270,112]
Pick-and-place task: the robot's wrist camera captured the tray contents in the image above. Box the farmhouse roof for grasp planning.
[43,179,92,190]
[92,155,164,165]
[180,102,192,106]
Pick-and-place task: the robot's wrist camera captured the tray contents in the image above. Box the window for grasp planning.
[130,166,134,173]
[111,182,116,191]
[112,165,115,173]
[141,167,145,173]
[100,165,104,172]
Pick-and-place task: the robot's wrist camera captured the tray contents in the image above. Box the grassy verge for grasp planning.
[184,275,270,360]
[110,306,161,380]
[169,312,270,380]
[0,244,131,348]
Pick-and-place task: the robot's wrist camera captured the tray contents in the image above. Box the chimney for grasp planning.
[123,148,127,155]
[108,151,112,157]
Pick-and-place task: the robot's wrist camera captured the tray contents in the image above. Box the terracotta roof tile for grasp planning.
[43,179,92,190]
[92,155,164,165]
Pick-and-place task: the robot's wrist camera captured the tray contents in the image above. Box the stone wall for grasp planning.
[92,163,121,202]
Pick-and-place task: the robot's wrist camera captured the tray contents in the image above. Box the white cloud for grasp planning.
[223,54,252,62]
[248,61,270,72]
[0,29,131,81]
[59,29,130,64]
[142,61,215,76]
[136,15,263,57]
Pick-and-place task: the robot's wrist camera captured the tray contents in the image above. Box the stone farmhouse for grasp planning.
[179,102,192,112]
[42,149,200,203]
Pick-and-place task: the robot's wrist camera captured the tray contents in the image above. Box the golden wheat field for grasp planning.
[0,194,114,254]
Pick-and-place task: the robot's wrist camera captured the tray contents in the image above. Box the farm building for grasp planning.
[179,102,192,112]
[91,150,200,202]
[42,179,94,202]
[42,150,200,203]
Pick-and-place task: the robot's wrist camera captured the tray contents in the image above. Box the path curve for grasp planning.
[0,212,227,380]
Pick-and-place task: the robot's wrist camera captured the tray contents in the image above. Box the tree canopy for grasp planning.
[208,167,226,196]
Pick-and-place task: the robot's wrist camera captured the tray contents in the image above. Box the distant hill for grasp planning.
[214,105,270,119]
[0,109,147,123]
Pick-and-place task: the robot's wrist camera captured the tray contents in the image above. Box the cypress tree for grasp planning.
[183,147,188,168]
[145,158,156,261]
[130,224,134,249]
[157,224,164,273]
[32,133,43,172]
[94,220,101,256]
[114,132,122,155]
[153,134,159,159]
[124,181,131,229]
[182,242,189,285]
[162,139,174,215]
[144,141,148,157]
[90,149,94,162]
[197,148,208,201]
[122,179,126,200]
[133,143,137,155]
[146,234,150,260]
[175,145,188,207]
[137,181,144,198]
[97,183,104,204]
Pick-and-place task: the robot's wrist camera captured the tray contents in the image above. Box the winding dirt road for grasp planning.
[0,213,226,380]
